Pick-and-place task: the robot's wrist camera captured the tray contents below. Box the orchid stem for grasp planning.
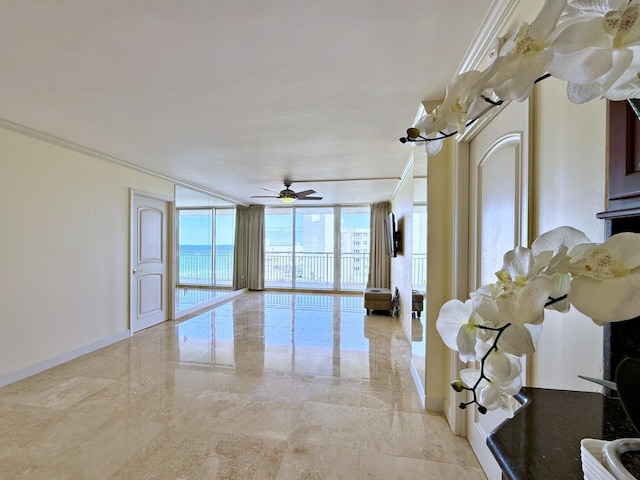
[454,292,570,413]
[402,72,552,143]
[457,322,512,413]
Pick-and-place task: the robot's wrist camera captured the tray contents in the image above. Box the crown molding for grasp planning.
[455,0,521,142]
[390,151,415,202]
[408,0,520,140]
[457,0,520,74]
[0,117,247,206]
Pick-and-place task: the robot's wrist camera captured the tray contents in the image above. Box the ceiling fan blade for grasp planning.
[250,195,278,198]
[298,196,323,200]
[294,189,316,198]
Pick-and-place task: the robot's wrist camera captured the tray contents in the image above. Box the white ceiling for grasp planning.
[0,0,494,206]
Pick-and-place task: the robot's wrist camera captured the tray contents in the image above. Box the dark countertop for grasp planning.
[487,387,639,480]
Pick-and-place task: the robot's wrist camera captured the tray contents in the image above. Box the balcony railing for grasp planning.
[178,249,427,290]
[178,250,233,286]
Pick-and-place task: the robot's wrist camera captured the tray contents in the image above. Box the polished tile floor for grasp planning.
[0,292,486,479]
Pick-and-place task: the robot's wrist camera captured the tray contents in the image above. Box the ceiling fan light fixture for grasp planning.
[251,180,321,203]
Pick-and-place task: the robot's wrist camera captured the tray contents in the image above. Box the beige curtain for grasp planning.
[232,206,249,289]
[247,205,265,290]
[367,202,390,289]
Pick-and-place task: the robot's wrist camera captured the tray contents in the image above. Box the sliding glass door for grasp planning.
[340,206,370,291]
[264,209,294,288]
[264,206,368,291]
[295,207,334,290]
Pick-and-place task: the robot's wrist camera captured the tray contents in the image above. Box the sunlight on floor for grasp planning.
[0,292,485,479]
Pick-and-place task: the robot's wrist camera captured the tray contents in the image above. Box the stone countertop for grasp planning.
[487,387,639,480]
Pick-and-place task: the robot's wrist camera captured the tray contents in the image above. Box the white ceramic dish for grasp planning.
[581,439,616,480]
[581,438,640,480]
[602,438,640,480]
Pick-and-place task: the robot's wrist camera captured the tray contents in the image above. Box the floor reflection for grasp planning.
[176,293,370,379]
[0,291,486,479]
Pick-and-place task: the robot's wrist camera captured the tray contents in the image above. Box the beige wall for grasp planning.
[531,78,607,390]
[426,28,609,410]
[0,126,174,383]
[390,163,414,340]
[425,140,454,407]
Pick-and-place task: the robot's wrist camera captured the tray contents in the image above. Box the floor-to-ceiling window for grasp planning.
[295,207,334,290]
[177,207,236,287]
[175,185,237,313]
[264,205,369,291]
[178,209,213,286]
[340,206,370,291]
[264,209,294,289]
[215,209,235,286]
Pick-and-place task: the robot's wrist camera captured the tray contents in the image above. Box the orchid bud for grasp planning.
[451,380,465,392]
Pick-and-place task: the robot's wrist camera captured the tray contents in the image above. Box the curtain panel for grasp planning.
[367,201,390,289]
[247,205,265,290]
[232,206,249,290]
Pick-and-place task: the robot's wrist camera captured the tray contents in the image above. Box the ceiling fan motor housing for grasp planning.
[280,188,296,199]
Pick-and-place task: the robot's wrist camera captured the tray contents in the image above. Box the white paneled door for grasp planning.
[130,192,170,333]
[466,99,531,480]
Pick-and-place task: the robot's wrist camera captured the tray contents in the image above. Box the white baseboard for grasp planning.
[0,331,131,388]
[425,395,444,412]
[410,361,426,410]
[410,359,444,413]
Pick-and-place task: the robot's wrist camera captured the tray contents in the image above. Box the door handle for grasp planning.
[133,268,144,274]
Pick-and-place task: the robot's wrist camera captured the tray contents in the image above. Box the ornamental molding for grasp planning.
[0,117,246,206]
[457,0,520,74]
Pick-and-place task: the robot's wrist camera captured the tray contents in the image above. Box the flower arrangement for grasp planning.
[436,226,640,420]
[402,0,640,428]
[402,0,640,149]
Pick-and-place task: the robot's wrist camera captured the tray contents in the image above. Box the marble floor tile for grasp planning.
[0,291,486,480]
[276,443,361,480]
[291,401,365,449]
[359,452,443,480]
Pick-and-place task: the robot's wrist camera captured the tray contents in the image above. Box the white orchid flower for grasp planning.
[499,323,542,356]
[531,226,593,257]
[460,368,482,390]
[471,291,540,356]
[480,385,522,416]
[408,115,445,155]
[605,55,640,99]
[437,229,640,416]
[460,367,522,416]
[568,232,640,324]
[531,226,593,310]
[491,246,553,325]
[435,298,482,362]
[412,113,438,139]
[425,70,489,136]
[482,0,567,102]
[484,349,523,389]
[424,137,444,156]
[550,0,640,103]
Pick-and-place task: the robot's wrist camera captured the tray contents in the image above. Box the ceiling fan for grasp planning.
[250,180,323,203]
